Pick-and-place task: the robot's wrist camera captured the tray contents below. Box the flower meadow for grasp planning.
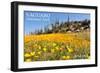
[24,31,90,62]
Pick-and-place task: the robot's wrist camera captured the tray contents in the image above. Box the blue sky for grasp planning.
[24,11,90,35]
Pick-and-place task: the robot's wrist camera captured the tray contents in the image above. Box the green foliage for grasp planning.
[33,19,90,35]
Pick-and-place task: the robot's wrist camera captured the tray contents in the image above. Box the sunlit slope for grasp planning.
[24,31,90,62]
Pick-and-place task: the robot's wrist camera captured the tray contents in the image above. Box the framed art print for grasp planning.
[11,1,97,71]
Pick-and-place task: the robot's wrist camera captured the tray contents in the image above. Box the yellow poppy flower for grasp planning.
[62,56,66,60]
[55,46,59,51]
[62,56,70,60]
[39,46,41,50]
[30,52,35,56]
[68,48,73,53]
[53,43,56,47]
[43,48,47,52]
[37,51,41,55]
[66,46,73,53]
[24,53,31,57]
[66,56,70,59]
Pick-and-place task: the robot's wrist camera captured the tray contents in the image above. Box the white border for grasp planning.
[18,5,95,68]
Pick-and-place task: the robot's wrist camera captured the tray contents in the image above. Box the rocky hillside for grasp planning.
[30,19,90,35]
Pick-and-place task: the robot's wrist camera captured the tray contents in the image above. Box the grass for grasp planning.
[24,31,90,62]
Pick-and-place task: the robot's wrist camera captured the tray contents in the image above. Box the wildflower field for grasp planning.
[24,31,90,62]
